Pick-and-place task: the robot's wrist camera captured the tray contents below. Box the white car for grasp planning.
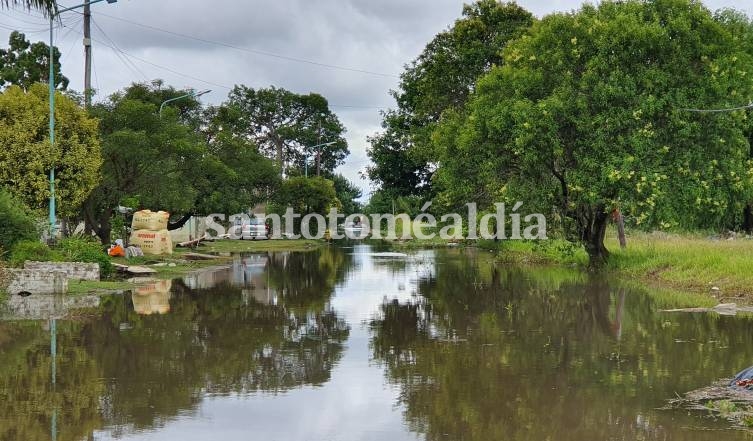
[242,217,269,240]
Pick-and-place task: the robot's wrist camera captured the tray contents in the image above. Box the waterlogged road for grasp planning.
[0,244,752,440]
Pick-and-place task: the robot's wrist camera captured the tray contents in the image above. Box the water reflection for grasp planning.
[370,250,753,440]
[0,246,752,440]
[0,247,352,440]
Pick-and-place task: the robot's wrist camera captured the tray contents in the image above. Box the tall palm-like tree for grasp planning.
[0,0,56,17]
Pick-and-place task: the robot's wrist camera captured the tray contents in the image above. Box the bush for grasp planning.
[59,237,114,277]
[0,189,38,254]
[9,240,64,267]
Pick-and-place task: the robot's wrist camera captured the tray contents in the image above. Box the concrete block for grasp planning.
[24,261,100,281]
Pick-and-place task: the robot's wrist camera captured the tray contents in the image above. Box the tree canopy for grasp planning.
[0,84,100,217]
[83,82,279,243]
[367,0,534,197]
[210,85,348,176]
[0,31,68,91]
[433,0,753,265]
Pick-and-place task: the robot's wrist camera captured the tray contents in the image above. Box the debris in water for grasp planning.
[661,303,753,316]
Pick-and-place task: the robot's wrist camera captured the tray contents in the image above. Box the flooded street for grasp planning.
[1,244,753,440]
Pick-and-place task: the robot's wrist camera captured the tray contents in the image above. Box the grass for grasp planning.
[604,231,753,297]
[61,239,323,295]
[67,280,134,295]
[489,230,753,300]
[197,238,323,253]
[379,227,753,301]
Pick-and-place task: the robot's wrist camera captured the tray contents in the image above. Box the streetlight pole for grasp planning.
[304,141,336,178]
[48,0,117,239]
[159,89,211,117]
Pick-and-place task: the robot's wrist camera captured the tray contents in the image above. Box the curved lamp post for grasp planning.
[159,89,211,117]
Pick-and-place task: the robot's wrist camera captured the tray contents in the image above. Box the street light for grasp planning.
[159,89,211,117]
[48,0,117,239]
[305,141,337,178]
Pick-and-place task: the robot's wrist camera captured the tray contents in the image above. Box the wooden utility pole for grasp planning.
[83,0,92,107]
[613,208,627,249]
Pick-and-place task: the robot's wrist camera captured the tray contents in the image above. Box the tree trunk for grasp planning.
[612,208,627,249]
[744,203,753,233]
[581,204,610,269]
[275,138,284,176]
[97,209,113,245]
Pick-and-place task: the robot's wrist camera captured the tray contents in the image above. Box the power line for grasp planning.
[91,17,149,81]
[681,102,753,113]
[91,10,400,79]
[63,21,391,110]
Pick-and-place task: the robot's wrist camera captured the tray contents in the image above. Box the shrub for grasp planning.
[59,237,114,277]
[9,240,64,267]
[0,189,38,254]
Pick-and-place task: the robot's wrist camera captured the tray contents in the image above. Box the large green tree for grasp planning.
[0,84,100,217]
[434,0,753,266]
[83,82,279,243]
[715,8,753,232]
[275,176,340,215]
[210,85,348,175]
[326,173,362,215]
[0,31,68,91]
[367,1,534,197]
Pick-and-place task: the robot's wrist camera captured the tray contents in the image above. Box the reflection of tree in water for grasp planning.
[370,252,753,441]
[0,248,352,438]
[265,246,355,313]
[0,321,104,441]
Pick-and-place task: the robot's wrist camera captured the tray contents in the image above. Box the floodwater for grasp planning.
[1,244,753,440]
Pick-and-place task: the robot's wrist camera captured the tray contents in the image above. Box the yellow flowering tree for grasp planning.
[0,84,101,217]
[434,0,753,266]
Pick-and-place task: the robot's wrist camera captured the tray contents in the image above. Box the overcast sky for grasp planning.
[1,0,751,201]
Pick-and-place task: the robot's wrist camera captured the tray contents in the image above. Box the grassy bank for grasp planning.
[604,231,753,298]
[65,239,324,295]
[487,230,753,300]
[383,227,753,300]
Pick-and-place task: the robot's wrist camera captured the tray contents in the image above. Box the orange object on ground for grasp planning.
[108,244,125,257]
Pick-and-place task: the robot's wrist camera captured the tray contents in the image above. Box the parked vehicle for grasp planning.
[242,217,269,240]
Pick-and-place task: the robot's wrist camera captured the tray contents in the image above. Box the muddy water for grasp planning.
[1,244,752,440]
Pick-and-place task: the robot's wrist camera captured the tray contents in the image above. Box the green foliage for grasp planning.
[328,173,362,215]
[83,81,279,244]
[0,31,68,90]
[367,0,534,197]
[0,84,101,217]
[273,176,340,216]
[59,237,113,277]
[8,239,63,267]
[0,188,37,254]
[434,0,753,264]
[198,131,280,215]
[364,189,423,217]
[210,85,348,174]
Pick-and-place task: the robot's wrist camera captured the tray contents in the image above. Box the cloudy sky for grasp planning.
[1,0,751,200]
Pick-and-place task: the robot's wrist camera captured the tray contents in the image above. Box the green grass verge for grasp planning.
[67,280,135,295]
[604,231,753,297]
[471,230,753,300]
[61,239,323,295]
[197,238,323,253]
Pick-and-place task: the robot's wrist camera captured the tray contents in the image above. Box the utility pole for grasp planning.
[83,0,92,107]
[316,121,323,176]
